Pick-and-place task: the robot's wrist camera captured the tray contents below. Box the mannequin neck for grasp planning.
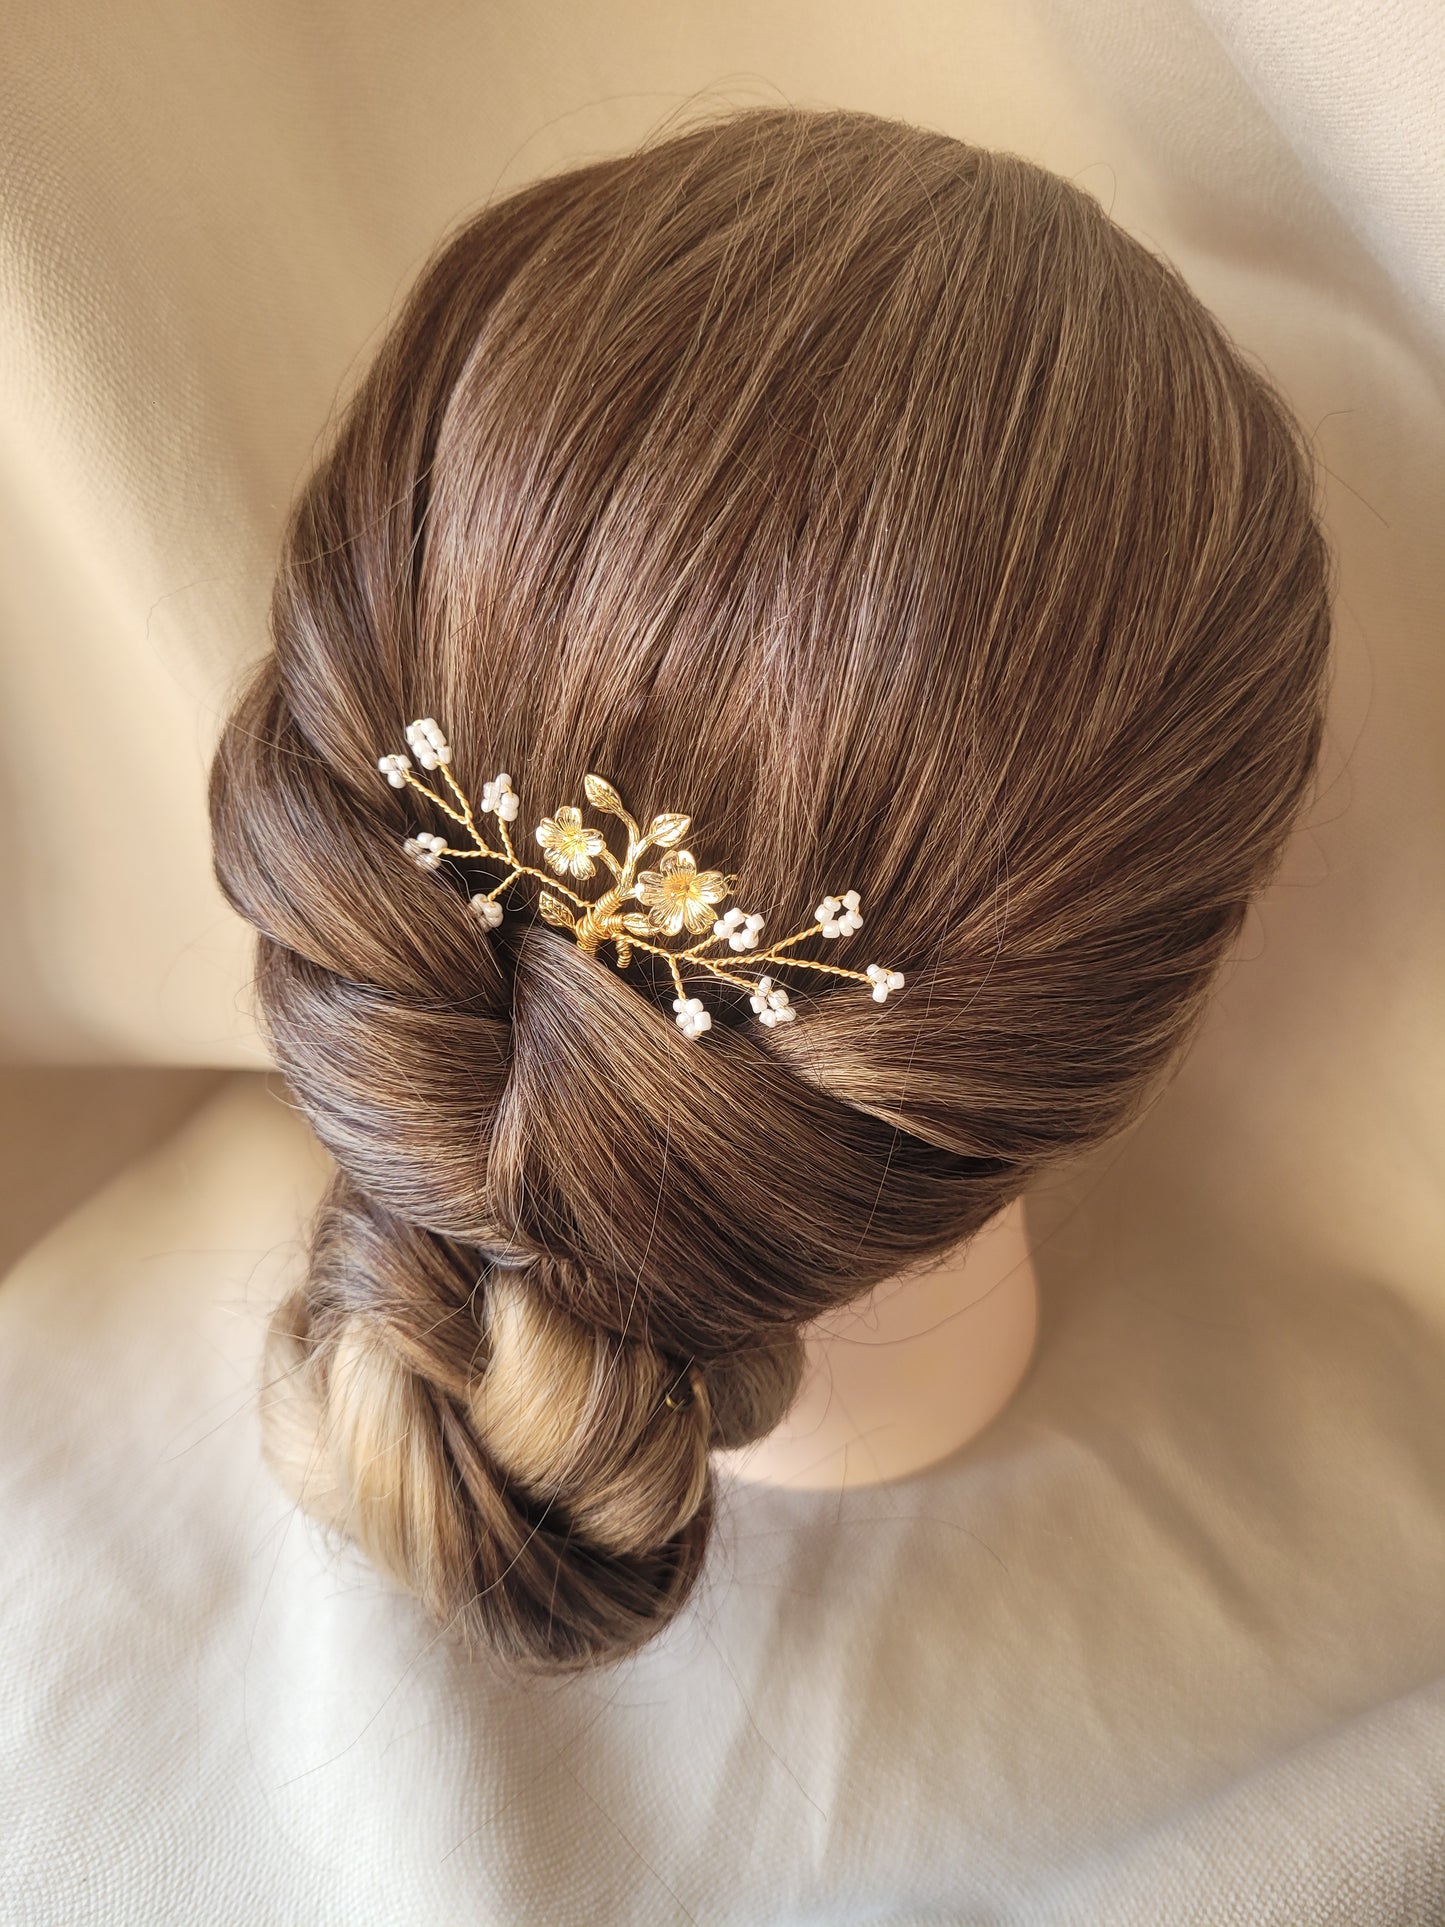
[715,1196,1038,1490]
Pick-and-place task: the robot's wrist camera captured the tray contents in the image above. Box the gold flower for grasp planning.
[534,805,605,878]
[635,848,729,936]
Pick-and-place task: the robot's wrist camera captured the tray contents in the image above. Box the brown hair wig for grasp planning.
[209,105,1333,1675]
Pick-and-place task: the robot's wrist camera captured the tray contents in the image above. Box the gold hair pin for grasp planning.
[377,718,905,1039]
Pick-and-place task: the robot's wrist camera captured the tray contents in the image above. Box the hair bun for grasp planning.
[470,1272,712,1556]
[496,1248,808,1457]
[260,1177,750,1672]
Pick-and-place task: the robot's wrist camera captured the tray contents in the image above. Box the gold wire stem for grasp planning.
[690,961,779,992]
[671,930,743,962]
[404,766,594,907]
[432,839,497,861]
[615,934,758,999]
[485,799,522,871]
[672,919,881,986]
[747,926,822,959]
[398,772,475,834]
[469,858,593,907]
[749,954,876,984]
[673,923,821,966]
[520,864,594,908]
[530,868,591,906]
[617,928,877,994]
[437,761,476,825]
[680,948,876,990]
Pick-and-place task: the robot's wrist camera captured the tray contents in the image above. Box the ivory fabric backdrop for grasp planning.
[2,2,1442,1922]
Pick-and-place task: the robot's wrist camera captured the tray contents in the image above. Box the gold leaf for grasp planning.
[538,892,577,929]
[646,811,692,848]
[621,913,654,938]
[583,772,627,816]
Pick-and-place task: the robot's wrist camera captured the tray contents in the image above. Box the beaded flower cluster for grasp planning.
[376,718,905,1040]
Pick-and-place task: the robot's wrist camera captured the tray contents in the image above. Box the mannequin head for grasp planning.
[210,105,1332,1674]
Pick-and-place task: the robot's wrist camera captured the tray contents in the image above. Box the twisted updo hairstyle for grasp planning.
[209,105,1333,1674]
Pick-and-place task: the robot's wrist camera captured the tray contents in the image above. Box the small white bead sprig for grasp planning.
[375,719,906,1040]
[671,995,712,1039]
[816,891,863,938]
[865,963,906,1003]
[748,976,796,1028]
[405,717,452,771]
[712,905,766,951]
[403,832,448,871]
[467,893,505,929]
[481,772,520,822]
